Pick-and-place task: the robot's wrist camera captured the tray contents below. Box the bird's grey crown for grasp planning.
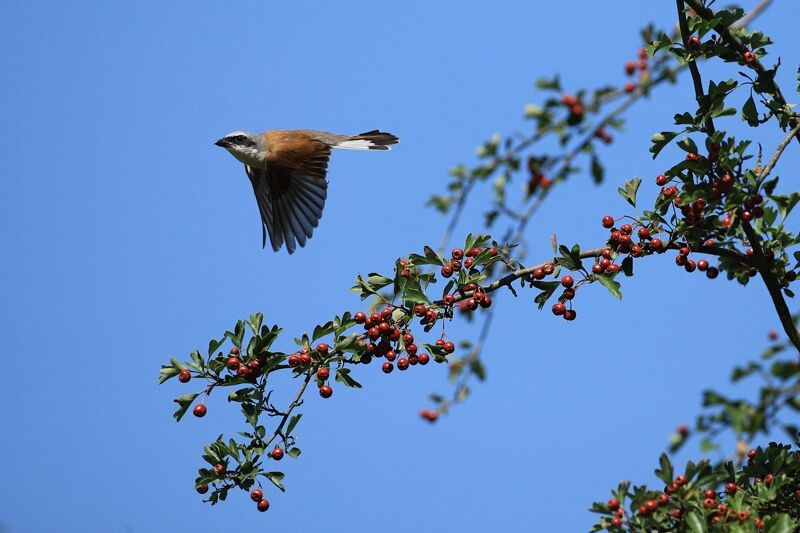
[223,131,258,148]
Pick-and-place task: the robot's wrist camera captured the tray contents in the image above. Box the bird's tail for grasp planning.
[333,130,399,151]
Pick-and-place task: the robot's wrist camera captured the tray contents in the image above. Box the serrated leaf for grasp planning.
[742,95,759,126]
[159,366,180,384]
[596,274,622,299]
[335,367,362,388]
[677,137,698,154]
[617,177,641,207]
[265,471,286,492]
[173,392,199,422]
[650,131,678,158]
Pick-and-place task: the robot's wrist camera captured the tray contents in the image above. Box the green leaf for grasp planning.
[677,137,698,154]
[596,274,622,299]
[335,368,362,388]
[650,131,678,158]
[766,514,796,533]
[172,392,199,422]
[742,95,759,126]
[207,338,224,357]
[287,447,301,458]
[590,154,604,184]
[535,75,561,91]
[533,281,559,310]
[159,366,180,384]
[686,511,708,533]
[621,256,634,277]
[617,177,641,207]
[265,471,286,492]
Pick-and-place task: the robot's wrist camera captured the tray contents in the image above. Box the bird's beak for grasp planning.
[214,138,229,147]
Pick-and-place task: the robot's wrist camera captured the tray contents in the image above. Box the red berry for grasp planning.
[543,264,554,275]
[440,265,453,277]
[397,358,409,370]
[193,403,207,418]
[251,489,263,502]
[675,475,687,486]
[687,36,701,50]
[748,448,757,459]
[563,309,576,321]
[413,304,427,317]
[230,347,240,355]
[703,497,716,509]
[227,356,241,371]
[657,493,669,506]
[385,349,397,362]
[319,385,333,398]
[213,463,225,476]
[602,215,615,228]
[611,517,622,527]
[197,484,209,494]
[562,288,575,300]
[671,508,682,519]
[533,268,545,280]
[706,267,719,279]
[644,500,657,512]
[738,510,749,522]
[178,369,191,383]
[561,275,574,288]
[697,259,708,271]
[608,497,620,511]
[367,326,380,340]
[725,482,737,494]
[418,354,430,365]
[354,311,366,324]
[316,367,330,381]
[624,60,636,75]
[655,174,669,186]
[451,248,464,260]
[443,341,455,353]
[743,50,756,65]
[552,302,566,316]
[561,94,577,106]
[624,81,635,93]
[704,488,716,499]
[592,263,605,274]
[288,354,301,367]
[271,445,284,461]
[316,343,329,355]
[299,353,313,366]
[382,361,394,374]
[637,227,650,239]
[619,224,632,235]
[257,498,270,512]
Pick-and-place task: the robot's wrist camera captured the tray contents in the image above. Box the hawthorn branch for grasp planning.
[676,0,715,135]
[740,220,800,352]
[683,0,800,145]
[264,371,312,449]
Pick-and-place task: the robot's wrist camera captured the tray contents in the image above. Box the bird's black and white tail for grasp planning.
[333,130,399,151]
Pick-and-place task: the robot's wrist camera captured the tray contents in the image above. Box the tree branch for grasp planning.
[676,0,715,135]
[757,122,800,187]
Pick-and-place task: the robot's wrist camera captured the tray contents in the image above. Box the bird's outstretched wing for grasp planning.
[245,134,330,254]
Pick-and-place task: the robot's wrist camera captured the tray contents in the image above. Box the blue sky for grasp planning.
[2,1,799,532]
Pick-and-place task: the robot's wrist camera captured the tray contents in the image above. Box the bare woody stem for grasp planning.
[264,371,312,449]
[676,0,715,135]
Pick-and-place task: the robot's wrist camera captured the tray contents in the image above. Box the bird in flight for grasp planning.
[215,129,399,253]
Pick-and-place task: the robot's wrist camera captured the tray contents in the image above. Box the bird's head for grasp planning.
[215,131,264,166]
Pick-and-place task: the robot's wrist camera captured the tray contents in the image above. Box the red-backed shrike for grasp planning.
[215,129,399,253]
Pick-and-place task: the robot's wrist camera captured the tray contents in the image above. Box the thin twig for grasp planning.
[757,122,800,187]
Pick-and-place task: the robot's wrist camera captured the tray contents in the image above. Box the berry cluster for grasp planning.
[353,306,433,375]
[622,47,648,93]
[526,156,554,195]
